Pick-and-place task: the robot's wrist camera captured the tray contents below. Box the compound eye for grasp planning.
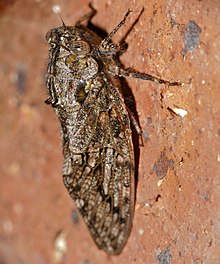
[69,40,91,56]
[45,30,52,41]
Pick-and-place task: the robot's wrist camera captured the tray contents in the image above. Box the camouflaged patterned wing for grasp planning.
[62,79,135,254]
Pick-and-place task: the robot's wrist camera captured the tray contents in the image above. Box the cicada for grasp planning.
[45,5,180,254]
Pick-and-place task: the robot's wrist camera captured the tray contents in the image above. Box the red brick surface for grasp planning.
[0,0,219,263]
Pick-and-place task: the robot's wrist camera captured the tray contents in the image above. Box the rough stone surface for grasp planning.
[0,0,219,263]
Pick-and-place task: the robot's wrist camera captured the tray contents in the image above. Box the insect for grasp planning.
[45,5,180,255]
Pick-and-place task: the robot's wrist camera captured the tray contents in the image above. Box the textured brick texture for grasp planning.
[0,0,219,263]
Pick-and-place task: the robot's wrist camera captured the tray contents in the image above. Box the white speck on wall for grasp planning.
[53,230,68,263]
[52,5,61,14]
[171,107,188,117]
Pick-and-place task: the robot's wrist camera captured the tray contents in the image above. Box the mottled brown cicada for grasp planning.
[45,5,180,255]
